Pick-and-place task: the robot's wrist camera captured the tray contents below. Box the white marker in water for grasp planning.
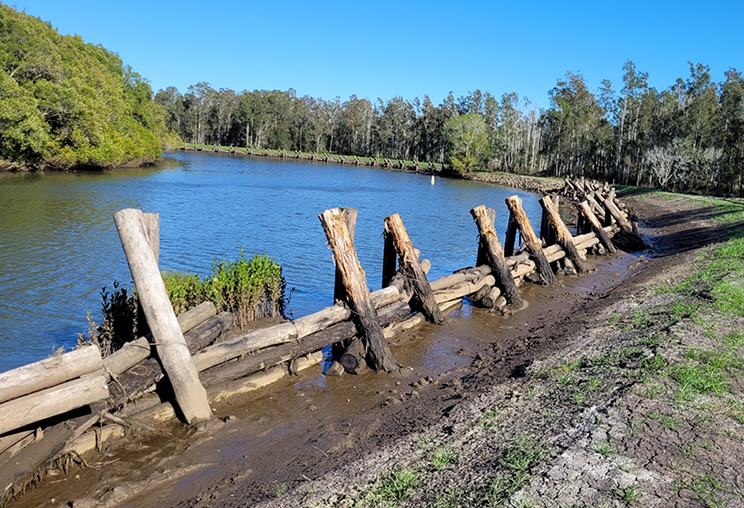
[431,175,435,185]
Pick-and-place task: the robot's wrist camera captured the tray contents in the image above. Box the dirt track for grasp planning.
[10,187,744,508]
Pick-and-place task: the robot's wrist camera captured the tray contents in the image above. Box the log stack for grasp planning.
[0,184,641,505]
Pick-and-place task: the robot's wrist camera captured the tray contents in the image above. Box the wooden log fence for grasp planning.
[1,179,637,504]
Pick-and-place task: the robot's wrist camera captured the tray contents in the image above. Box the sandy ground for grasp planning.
[7,186,744,508]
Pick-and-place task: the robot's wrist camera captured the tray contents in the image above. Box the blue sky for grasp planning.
[7,0,743,110]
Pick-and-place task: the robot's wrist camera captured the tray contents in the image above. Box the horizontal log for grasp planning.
[0,375,109,436]
[199,300,411,385]
[106,312,234,408]
[0,346,102,405]
[103,301,217,379]
[192,286,403,372]
[434,275,495,304]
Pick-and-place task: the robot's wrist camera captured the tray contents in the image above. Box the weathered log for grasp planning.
[430,266,490,292]
[504,214,518,256]
[102,302,218,379]
[201,300,411,383]
[0,375,109,436]
[384,213,443,324]
[143,212,159,266]
[435,275,496,304]
[470,205,523,305]
[0,346,102,405]
[479,286,503,308]
[193,286,402,372]
[320,208,397,372]
[333,208,358,303]
[339,337,367,375]
[505,196,557,285]
[476,208,497,266]
[107,312,233,407]
[539,196,586,273]
[471,282,493,302]
[0,413,94,506]
[584,191,607,222]
[599,193,633,232]
[539,195,558,246]
[578,201,617,253]
[114,208,212,423]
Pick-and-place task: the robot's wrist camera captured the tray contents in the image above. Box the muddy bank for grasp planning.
[9,183,738,508]
[457,171,564,196]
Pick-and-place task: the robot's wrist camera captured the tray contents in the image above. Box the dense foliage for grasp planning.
[0,5,177,170]
[158,61,744,194]
[78,250,286,354]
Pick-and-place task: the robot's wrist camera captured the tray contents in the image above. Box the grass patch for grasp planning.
[371,468,420,505]
[431,448,457,471]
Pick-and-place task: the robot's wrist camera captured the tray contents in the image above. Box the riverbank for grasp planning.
[6,180,742,508]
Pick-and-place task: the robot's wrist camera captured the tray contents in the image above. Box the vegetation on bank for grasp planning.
[0,5,179,170]
[157,62,744,195]
[78,250,286,355]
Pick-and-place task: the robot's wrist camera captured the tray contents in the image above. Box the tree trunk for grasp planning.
[0,375,109,436]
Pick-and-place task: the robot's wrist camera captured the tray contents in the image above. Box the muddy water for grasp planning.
[11,247,649,508]
[0,153,541,372]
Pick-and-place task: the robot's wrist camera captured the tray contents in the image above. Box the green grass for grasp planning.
[431,448,457,470]
[373,469,420,505]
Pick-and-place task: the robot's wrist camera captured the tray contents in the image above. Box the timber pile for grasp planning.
[0,181,640,506]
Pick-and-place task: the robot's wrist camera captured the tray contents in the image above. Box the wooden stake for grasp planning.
[505,196,557,285]
[470,206,523,305]
[504,214,518,256]
[319,208,397,372]
[384,213,443,324]
[382,229,397,288]
[539,196,586,273]
[476,208,496,266]
[333,208,358,302]
[578,201,617,253]
[143,212,159,266]
[114,208,213,423]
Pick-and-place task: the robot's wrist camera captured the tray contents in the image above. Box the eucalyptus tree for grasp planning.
[443,113,489,172]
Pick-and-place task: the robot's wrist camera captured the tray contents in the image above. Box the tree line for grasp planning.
[157,61,744,195]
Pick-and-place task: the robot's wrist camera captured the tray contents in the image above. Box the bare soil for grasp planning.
[8,187,744,508]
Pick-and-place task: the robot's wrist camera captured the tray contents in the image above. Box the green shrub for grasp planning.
[81,249,287,353]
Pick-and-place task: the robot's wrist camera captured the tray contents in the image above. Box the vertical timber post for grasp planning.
[114,208,213,424]
[143,212,159,266]
[476,208,497,267]
[382,230,397,288]
[470,206,523,306]
[539,197,586,273]
[333,208,358,303]
[319,208,398,372]
[505,196,557,285]
[504,214,518,257]
[384,213,443,324]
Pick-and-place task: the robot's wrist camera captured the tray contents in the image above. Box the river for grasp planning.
[0,152,541,372]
